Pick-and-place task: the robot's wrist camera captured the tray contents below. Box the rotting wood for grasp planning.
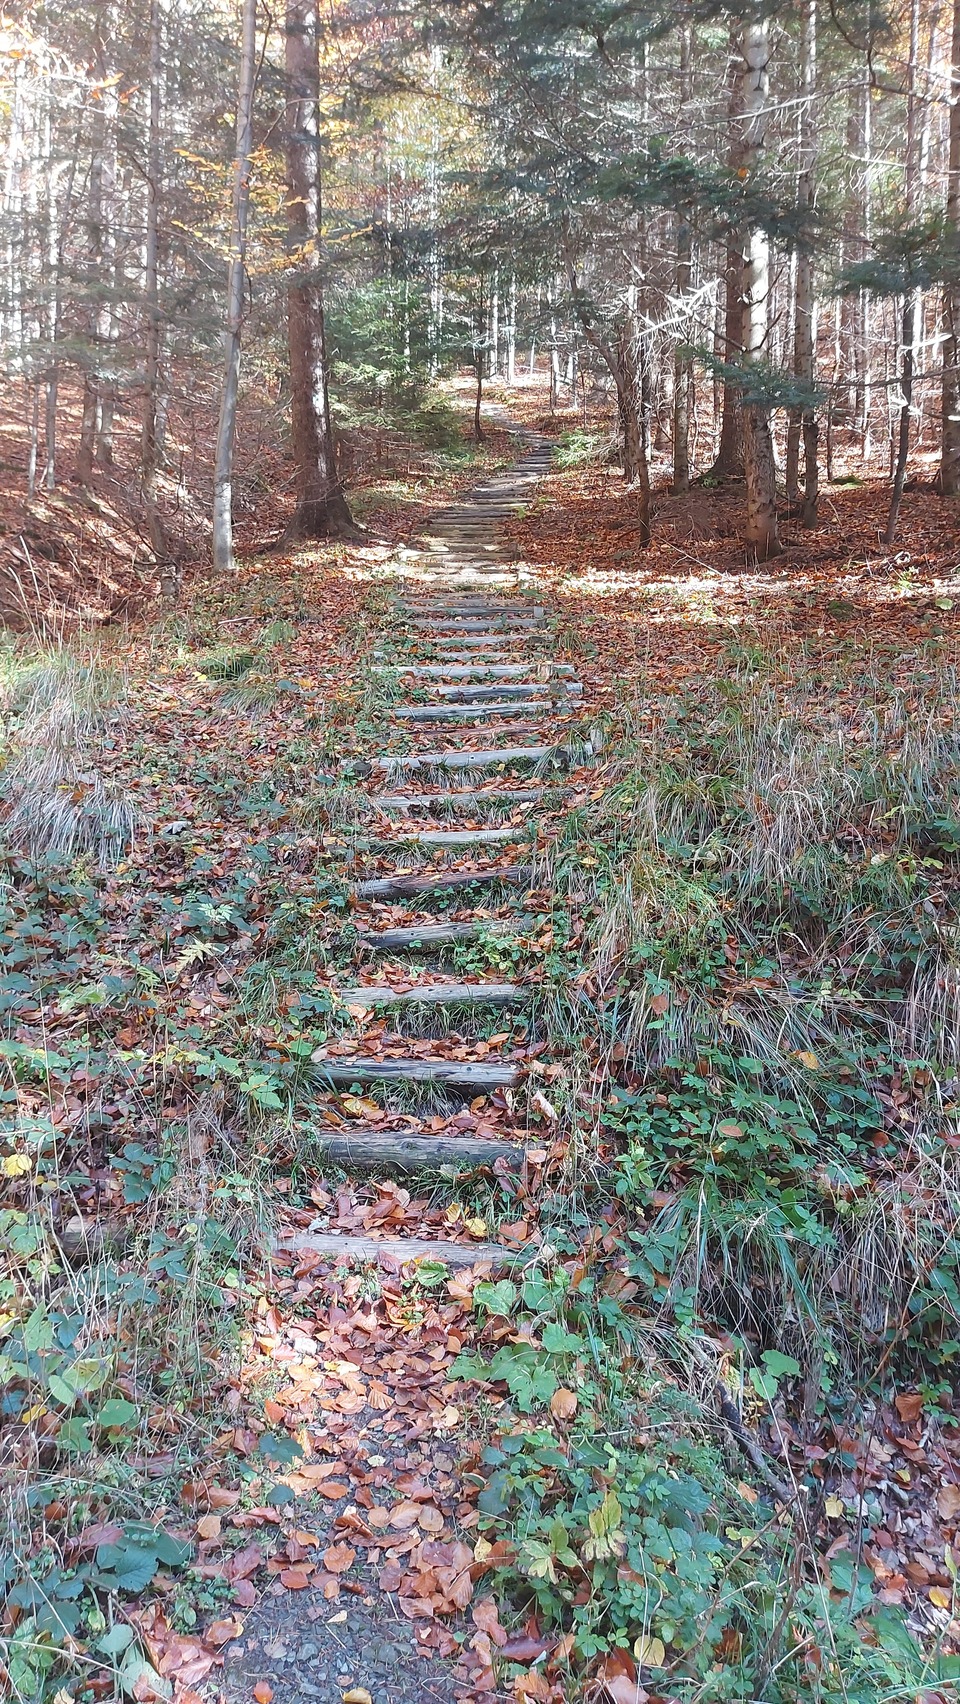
[354,863,533,898]
[355,921,512,948]
[375,786,543,809]
[374,746,556,771]
[394,701,554,722]
[313,1130,528,1171]
[333,980,524,1007]
[276,1230,534,1268]
[313,1056,521,1087]
[375,826,535,847]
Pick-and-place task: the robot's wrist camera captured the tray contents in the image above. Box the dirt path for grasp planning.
[218,433,583,1704]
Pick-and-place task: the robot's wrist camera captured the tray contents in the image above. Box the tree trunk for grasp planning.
[77,18,110,489]
[788,0,818,526]
[710,39,745,480]
[141,0,167,556]
[888,0,923,538]
[739,21,782,561]
[943,0,960,492]
[672,24,693,492]
[213,0,257,575]
[284,0,355,539]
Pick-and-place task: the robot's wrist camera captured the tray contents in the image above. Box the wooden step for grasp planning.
[376,826,534,848]
[277,1231,523,1269]
[356,921,511,949]
[314,1129,527,1172]
[394,701,553,722]
[334,980,524,1008]
[431,683,580,701]
[314,1056,520,1088]
[354,863,533,898]
[423,635,544,650]
[375,786,543,810]
[375,746,555,771]
[403,618,546,633]
[388,663,576,679]
[398,603,545,617]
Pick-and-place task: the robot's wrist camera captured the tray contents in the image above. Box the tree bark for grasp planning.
[141,0,167,556]
[213,0,257,575]
[710,39,745,479]
[785,0,819,526]
[672,23,693,493]
[739,21,782,561]
[887,0,923,539]
[284,0,355,539]
[943,0,960,492]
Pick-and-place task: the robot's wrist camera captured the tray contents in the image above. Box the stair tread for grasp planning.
[277,1230,527,1268]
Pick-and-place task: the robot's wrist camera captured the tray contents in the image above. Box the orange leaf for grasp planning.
[895,1391,924,1423]
[279,1568,314,1589]
[322,1542,356,1574]
[205,1618,244,1647]
[253,1685,273,1704]
[550,1388,578,1420]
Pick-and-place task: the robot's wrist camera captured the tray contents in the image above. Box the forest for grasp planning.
[4,2,960,1704]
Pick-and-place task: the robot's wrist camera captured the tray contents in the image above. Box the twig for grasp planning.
[714,1383,796,1506]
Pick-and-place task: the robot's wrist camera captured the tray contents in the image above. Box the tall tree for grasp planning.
[213,0,258,575]
[943,0,960,492]
[141,0,167,556]
[784,0,819,526]
[738,20,781,562]
[284,0,355,539]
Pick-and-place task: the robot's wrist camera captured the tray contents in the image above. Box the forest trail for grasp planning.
[220,431,581,1704]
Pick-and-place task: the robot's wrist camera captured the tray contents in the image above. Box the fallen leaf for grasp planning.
[205,1618,244,1647]
[279,1568,314,1589]
[633,1634,666,1668]
[937,1482,960,1520]
[895,1391,924,1423]
[550,1387,577,1420]
[323,1543,356,1575]
[253,1685,273,1704]
[341,1691,373,1704]
[824,1495,844,1519]
[196,1514,222,1540]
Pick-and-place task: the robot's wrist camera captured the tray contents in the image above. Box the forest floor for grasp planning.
[4,383,960,1704]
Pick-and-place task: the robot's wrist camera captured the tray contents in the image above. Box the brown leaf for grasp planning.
[313,1481,350,1500]
[279,1568,314,1590]
[549,1388,578,1420]
[472,1596,507,1647]
[253,1685,273,1704]
[894,1392,924,1423]
[204,1618,244,1648]
[501,1634,554,1662]
[322,1542,356,1575]
[196,1514,222,1541]
[937,1482,960,1520]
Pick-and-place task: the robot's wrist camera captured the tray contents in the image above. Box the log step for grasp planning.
[277,1231,524,1268]
[397,603,545,617]
[374,746,555,772]
[403,617,546,633]
[334,980,524,1008]
[431,683,580,701]
[354,863,533,898]
[387,664,576,678]
[375,787,543,810]
[314,1129,527,1172]
[356,922,512,949]
[377,826,534,847]
[394,701,553,722]
[314,1056,520,1088]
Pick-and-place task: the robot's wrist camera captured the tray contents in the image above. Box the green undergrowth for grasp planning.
[458,646,960,1698]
